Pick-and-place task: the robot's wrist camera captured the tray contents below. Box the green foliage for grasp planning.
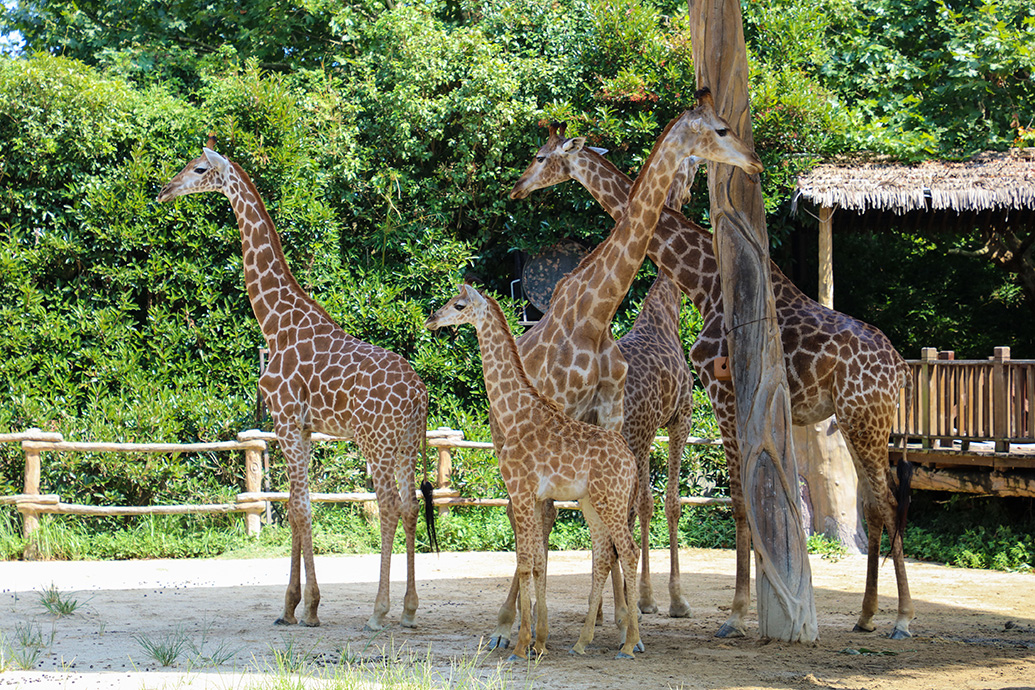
[899,493,1035,572]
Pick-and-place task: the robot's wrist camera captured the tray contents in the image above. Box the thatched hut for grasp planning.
[792,148,1035,307]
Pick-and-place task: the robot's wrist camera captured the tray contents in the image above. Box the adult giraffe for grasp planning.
[510,121,915,640]
[157,140,436,632]
[488,89,762,649]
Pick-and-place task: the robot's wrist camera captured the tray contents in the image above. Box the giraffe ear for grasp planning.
[587,146,609,157]
[202,147,229,172]
[562,137,587,154]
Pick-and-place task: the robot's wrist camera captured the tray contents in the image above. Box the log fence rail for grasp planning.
[0,427,729,546]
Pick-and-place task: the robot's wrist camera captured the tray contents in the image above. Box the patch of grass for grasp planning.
[807,533,849,562]
[133,628,190,667]
[1,621,55,670]
[37,583,82,617]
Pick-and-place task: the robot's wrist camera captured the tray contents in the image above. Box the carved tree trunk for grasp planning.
[687,0,817,641]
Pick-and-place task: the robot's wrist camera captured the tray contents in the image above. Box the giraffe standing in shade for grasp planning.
[426,284,642,660]
[615,271,695,618]
[510,123,915,639]
[157,140,436,632]
[487,90,762,648]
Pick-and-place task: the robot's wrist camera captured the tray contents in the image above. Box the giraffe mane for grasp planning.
[229,160,342,330]
[478,287,565,415]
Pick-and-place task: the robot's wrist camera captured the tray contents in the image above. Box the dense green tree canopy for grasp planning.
[0,0,1032,461]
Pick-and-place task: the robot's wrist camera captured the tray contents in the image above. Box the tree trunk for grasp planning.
[793,420,866,553]
[687,0,817,641]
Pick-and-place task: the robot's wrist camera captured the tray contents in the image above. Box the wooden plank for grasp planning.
[892,463,1035,498]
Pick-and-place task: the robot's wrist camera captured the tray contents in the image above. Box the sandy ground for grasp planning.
[1,548,1034,689]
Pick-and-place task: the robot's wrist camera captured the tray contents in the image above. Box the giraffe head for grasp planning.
[661,88,763,174]
[509,122,605,200]
[156,139,233,202]
[424,283,489,331]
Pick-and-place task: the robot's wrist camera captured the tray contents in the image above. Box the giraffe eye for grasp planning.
[536,156,546,163]
[453,301,467,312]
[194,166,209,173]
[716,128,729,137]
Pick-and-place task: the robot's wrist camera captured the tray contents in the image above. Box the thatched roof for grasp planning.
[793,148,1035,215]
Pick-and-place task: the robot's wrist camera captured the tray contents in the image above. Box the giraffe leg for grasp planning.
[634,444,658,615]
[571,500,610,656]
[665,411,693,618]
[491,498,555,649]
[531,501,550,658]
[716,438,749,638]
[843,424,914,638]
[275,432,320,627]
[598,497,642,658]
[855,498,882,634]
[508,499,538,661]
[275,510,303,626]
[365,474,401,632]
[399,472,421,629]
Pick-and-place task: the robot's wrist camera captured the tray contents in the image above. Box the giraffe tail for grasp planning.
[420,437,439,553]
[892,368,914,547]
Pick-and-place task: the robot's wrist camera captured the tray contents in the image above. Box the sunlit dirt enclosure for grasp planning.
[1,548,1033,689]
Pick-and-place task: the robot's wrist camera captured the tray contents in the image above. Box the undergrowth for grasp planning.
[2,491,1032,576]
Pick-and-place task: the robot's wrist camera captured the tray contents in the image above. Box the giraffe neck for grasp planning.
[572,150,722,322]
[223,163,330,345]
[474,296,556,436]
[551,121,701,330]
[629,273,682,339]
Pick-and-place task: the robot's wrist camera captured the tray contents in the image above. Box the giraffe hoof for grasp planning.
[634,640,645,653]
[299,619,321,628]
[569,646,586,656]
[889,628,912,640]
[506,653,527,663]
[638,601,659,615]
[852,623,876,634]
[487,635,510,650]
[615,651,635,660]
[715,622,746,638]
[273,617,296,626]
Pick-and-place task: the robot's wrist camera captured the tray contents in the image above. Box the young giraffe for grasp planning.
[488,90,762,648]
[157,142,436,632]
[426,284,642,660]
[510,122,915,640]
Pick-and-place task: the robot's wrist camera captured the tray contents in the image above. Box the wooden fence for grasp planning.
[893,346,1035,451]
[0,427,730,544]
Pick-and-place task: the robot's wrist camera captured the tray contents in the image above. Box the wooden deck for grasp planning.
[888,347,1035,497]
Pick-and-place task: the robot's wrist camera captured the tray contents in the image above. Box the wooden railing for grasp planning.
[0,427,729,547]
[893,346,1035,452]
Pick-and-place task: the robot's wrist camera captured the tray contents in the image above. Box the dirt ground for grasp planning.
[1,547,1033,689]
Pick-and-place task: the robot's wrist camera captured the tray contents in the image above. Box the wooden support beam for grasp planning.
[688,0,816,642]
[818,206,834,309]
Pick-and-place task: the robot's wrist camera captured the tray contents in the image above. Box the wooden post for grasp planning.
[993,346,1010,452]
[21,440,41,545]
[237,430,269,534]
[920,347,937,448]
[818,205,834,309]
[688,0,817,641]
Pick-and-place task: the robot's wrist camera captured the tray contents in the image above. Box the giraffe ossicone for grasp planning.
[157,139,436,632]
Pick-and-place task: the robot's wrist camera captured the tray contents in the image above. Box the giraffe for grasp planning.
[156,141,436,632]
[615,271,695,618]
[425,283,642,660]
[509,120,916,639]
[486,89,763,648]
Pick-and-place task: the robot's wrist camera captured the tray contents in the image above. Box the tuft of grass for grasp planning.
[37,582,82,617]
[133,628,190,667]
[1,621,55,670]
